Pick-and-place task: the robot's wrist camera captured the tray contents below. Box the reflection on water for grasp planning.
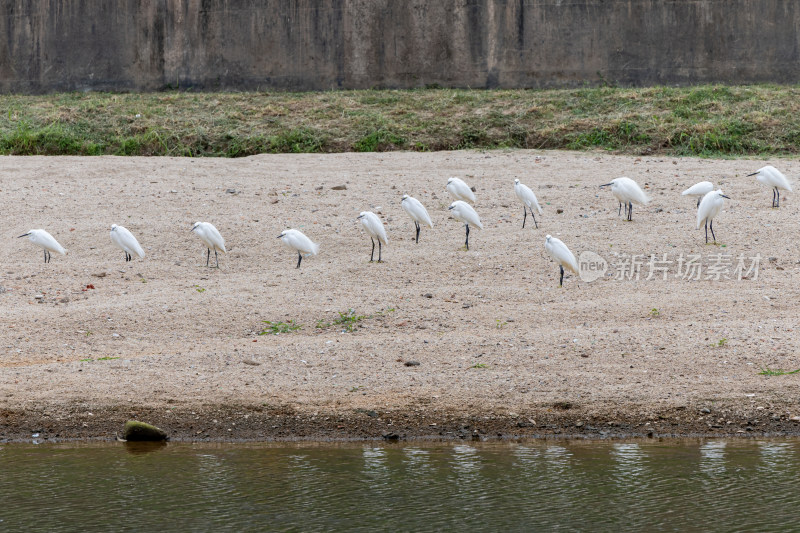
[1,439,799,531]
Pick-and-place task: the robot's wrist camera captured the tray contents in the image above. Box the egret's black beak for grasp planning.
[746,172,758,177]
[448,205,454,210]
[276,235,283,239]
[721,194,731,199]
[357,215,364,219]
[17,233,30,238]
[599,183,612,187]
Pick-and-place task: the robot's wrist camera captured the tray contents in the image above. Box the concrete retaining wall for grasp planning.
[1,0,797,93]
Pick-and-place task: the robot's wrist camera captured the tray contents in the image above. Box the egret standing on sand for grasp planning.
[357,211,388,262]
[18,229,66,263]
[747,165,792,208]
[110,224,145,262]
[599,177,649,221]
[400,194,433,243]
[544,235,579,287]
[514,179,543,228]
[278,229,319,268]
[697,190,730,244]
[682,181,714,207]
[191,221,226,268]
[446,177,476,204]
[448,201,482,250]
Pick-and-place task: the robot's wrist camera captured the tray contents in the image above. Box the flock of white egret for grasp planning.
[17,164,791,287]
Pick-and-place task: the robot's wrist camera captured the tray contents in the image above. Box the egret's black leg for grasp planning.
[776,188,780,208]
[628,202,633,221]
[370,238,375,262]
[44,249,48,263]
[378,241,383,262]
[559,265,565,287]
[296,252,302,269]
[618,202,622,216]
[696,197,701,208]
[530,206,538,229]
[214,249,219,268]
[415,221,421,244]
[522,207,527,228]
[704,220,709,243]
[465,224,470,250]
[206,248,211,267]
[710,220,716,243]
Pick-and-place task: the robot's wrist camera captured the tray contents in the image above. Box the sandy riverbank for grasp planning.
[1,150,799,442]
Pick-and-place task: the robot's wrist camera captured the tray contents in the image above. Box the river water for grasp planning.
[1,438,798,531]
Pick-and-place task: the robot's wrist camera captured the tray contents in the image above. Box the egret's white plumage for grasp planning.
[448,200,482,250]
[18,229,66,263]
[747,165,792,207]
[514,178,543,229]
[191,221,226,267]
[357,211,388,262]
[446,177,476,204]
[696,189,730,243]
[278,228,319,268]
[110,224,145,261]
[599,177,649,221]
[682,181,714,207]
[400,194,433,243]
[544,234,578,287]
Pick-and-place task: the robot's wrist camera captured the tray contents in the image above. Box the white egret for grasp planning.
[544,234,579,287]
[110,224,145,262]
[514,178,543,229]
[682,181,714,207]
[696,189,730,244]
[18,229,66,263]
[448,200,482,250]
[357,211,388,262]
[191,221,226,267]
[747,165,792,207]
[446,177,476,204]
[278,229,319,268]
[400,194,433,243]
[599,177,649,221]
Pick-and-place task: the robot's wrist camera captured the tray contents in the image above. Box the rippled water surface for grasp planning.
[2,439,799,531]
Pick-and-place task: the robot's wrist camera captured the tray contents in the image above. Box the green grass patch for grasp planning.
[759,367,800,376]
[2,85,800,156]
[259,320,302,335]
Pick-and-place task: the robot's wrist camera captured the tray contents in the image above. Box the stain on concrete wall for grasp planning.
[1,0,798,93]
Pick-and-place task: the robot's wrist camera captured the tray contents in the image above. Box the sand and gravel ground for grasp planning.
[1,150,800,442]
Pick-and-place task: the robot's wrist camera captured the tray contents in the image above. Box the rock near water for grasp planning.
[122,420,168,441]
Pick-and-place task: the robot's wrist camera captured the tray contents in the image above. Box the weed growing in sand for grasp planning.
[316,308,395,332]
[194,285,206,293]
[758,367,800,376]
[334,309,368,332]
[80,356,120,362]
[495,319,508,329]
[710,338,727,347]
[649,308,660,318]
[259,320,302,335]
[471,363,488,369]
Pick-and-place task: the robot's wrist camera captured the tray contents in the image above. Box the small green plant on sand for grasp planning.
[710,338,727,347]
[334,309,367,332]
[759,367,800,376]
[649,308,660,318]
[471,363,488,369]
[259,320,302,335]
